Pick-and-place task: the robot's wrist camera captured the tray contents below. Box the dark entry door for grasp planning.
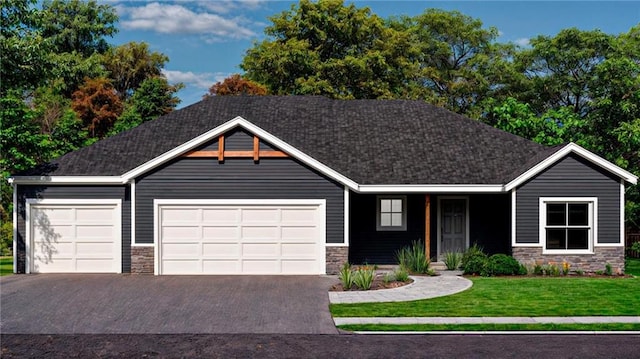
[440,198,467,256]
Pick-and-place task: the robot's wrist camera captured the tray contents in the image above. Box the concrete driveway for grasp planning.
[0,274,338,334]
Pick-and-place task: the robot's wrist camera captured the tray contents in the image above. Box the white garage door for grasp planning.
[27,200,121,273]
[157,201,326,275]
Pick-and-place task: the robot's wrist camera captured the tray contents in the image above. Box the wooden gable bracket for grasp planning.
[182,134,289,163]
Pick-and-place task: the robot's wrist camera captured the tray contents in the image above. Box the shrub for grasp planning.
[0,221,12,256]
[518,263,528,275]
[394,267,410,282]
[395,240,431,274]
[461,245,488,275]
[485,254,521,276]
[632,241,640,253]
[383,272,394,284]
[533,263,543,275]
[338,263,354,290]
[443,252,462,270]
[605,263,613,276]
[575,269,584,276]
[353,266,375,290]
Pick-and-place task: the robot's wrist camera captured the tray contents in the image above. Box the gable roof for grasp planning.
[12,96,637,187]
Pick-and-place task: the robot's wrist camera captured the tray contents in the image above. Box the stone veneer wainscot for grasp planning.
[512,247,625,273]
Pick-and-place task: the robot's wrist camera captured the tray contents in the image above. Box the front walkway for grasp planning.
[328,271,472,304]
[334,316,640,326]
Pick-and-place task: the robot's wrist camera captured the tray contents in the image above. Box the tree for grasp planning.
[40,0,117,56]
[206,74,267,96]
[103,42,169,100]
[71,77,122,138]
[111,77,182,134]
[241,0,417,99]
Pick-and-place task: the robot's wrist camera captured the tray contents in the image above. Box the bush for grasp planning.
[0,221,12,256]
[353,266,375,290]
[394,267,410,282]
[461,244,488,275]
[338,262,355,290]
[632,241,640,253]
[395,240,431,274]
[443,252,462,270]
[485,254,521,276]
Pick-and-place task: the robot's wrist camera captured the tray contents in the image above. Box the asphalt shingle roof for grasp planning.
[22,96,549,185]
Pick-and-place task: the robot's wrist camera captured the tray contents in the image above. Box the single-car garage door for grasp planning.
[157,200,326,275]
[26,199,122,273]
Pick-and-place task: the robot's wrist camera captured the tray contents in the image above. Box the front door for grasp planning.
[439,198,467,258]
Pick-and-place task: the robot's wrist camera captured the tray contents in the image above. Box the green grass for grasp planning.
[0,256,12,276]
[330,277,640,317]
[626,257,640,276]
[338,323,640,332]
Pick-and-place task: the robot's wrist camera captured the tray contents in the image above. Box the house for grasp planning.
[9,96,638,275]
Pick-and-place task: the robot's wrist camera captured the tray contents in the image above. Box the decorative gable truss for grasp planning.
[182,133,289,162]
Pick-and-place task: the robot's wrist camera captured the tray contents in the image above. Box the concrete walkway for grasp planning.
[334,316,640,325]
[328,271,472,304]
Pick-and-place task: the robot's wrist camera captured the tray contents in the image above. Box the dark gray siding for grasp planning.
[469,194,511,255]
[349,193,426,264]
[16,185,131,273]
[516,154,621,244]
[135,155,344,244]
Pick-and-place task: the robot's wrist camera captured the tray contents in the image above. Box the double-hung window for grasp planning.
[376,196,407,231]
[540,197,596,253]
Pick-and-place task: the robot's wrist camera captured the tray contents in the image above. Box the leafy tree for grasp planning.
[71,77,123,138]
[241,0,417,99]
[103,42,169,100]
[206,74,267,96]
[40,0,117,56]
[111,77,182,134]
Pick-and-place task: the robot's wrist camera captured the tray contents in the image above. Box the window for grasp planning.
[540,198,596,253]
[376,196,407,231]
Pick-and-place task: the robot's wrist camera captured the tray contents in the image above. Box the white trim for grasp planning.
[511,189,517,247]
[376,195,408,231]
[121,117,359,190]
[9,176,123,185]
[153,198,327,275]
[539,197,597,254]
[325,243,349,247]
[437,196,470,259]
[25,198,122,274]
[343,186,350,246]
[12,184,17,273]
[506,143,638,191]
[621,180,625,246]
[359,184,503,193]
[130,180,136,245]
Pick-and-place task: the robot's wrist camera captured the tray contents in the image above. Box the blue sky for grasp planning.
[107,1,640,108]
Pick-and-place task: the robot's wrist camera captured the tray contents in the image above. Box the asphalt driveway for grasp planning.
[0,274,338,334]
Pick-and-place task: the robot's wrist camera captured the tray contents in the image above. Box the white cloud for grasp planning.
[120,2,255,40]
[198,0,264,14]
[514,37,530,47]
[162,69,230,90]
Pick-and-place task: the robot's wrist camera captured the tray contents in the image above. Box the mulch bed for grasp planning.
[330,277,413,291]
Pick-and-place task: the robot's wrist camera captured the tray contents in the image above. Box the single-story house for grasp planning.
[9,96,638,275]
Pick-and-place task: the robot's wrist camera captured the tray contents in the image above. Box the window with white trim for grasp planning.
[540,198,596,252]
[376,196,407,231]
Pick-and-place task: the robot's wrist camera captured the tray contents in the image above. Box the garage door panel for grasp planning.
[161,208,200,223]
[202,209,239,223]
[29,203,120,273]
[202,226,239,240]
[202,243,239,257]
[159,203,324,275]
[162,226,200,240]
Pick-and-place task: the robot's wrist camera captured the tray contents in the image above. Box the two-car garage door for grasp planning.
[157,201,326,275]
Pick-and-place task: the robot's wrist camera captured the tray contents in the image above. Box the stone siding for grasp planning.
[326,246,349,274]
[131,247,154,274]
[512,246,625,273]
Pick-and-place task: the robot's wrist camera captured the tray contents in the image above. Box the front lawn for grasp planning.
[330,277,640,317]
[626,257,640,276]
[338,323,640,332]
[0,256,12,276]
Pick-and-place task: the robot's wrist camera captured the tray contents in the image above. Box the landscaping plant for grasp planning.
[485,254,521,276]
[443,252,462,270]
[605,263,613,276]
[461,244,488,275]
[394,268,410,282]
[395,240,431,274]
[353,266,376,290]
[338,262,355,290]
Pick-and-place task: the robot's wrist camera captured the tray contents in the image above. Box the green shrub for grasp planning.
[338,263,355,290]
[461,244,488,275]
[632,241,640,253]
[485,254,521,276]
[353,266,375,290]
[443,252,462,270]
[605,263,613,276]
[394,267,410,282]
[383,272,394,284]
[518,263,528,275]
[395,240,431,274]
[533,263,543,275]
[0,221,12,256]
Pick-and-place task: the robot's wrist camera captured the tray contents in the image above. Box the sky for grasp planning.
[107,1,640,108]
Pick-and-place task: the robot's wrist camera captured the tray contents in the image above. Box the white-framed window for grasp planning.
[539,197,597,254]
[376,196,407,231]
